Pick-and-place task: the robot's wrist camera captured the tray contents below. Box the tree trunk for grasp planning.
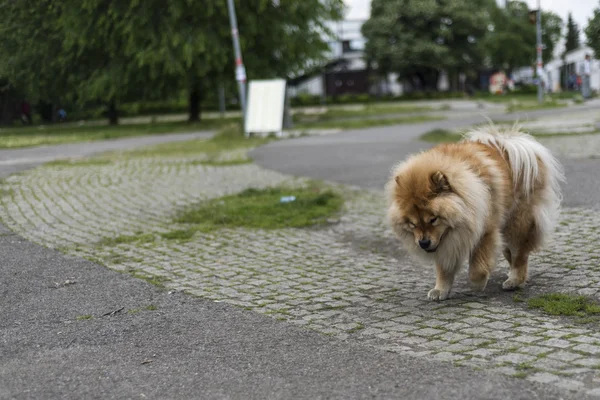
[108,99,118,125]
[415,69,440,91]
[188,87,202,122]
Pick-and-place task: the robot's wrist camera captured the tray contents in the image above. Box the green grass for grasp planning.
[100,233,156,246]
[294,115,443,130]
[506,100,567,113]
[128,304,158,314]
[475,92,581,104]
[188,158,252,166]
[420,127,600,143]
[159,228,196,241]
[527,293,600,318]
[46,159,113,167]
[0,118,238,149]
[175,185,344,232]
[117,124,271,158]
[420,128,463,143]
[293,104,439,124]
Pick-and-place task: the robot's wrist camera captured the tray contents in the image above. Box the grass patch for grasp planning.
[128,304,157,314]
[188,158,252,166]
[527,293,600,317]
[0,118,238,149]
[420,127,600,144]
[347,323,365,333]
[505,99,567,113]
[46,158,113,167]
[295,115,443,130]
[293,104,438,124]
[159,228,196,241]
[129,272,171,287]
[513,293,524,303]
[420,128,463,143]
[118,124,271,158]
[176,185,344,232]
[0,188,14,198]
[100,233,156,246]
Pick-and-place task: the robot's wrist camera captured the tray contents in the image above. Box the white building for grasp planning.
[288,19,405,98]
[545,46,600,93]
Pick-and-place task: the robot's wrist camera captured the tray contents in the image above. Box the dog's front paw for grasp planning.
[428,288,450,301]
[502,278,525,291]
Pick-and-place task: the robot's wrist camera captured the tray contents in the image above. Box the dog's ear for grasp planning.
[394,174,407,191]
[431,171,451,193]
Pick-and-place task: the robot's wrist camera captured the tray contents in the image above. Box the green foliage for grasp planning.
[564,13,580,54]
[0,0,345,123]
[362,0,492,88]
[362,0,563,82]
[485,1,562,71]
[0,2,72,103]
[586,5,600,60]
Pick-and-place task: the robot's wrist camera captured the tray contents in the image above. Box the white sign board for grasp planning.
[244,79,286,136]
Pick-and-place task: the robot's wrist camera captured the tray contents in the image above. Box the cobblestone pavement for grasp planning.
[2,146,600,397]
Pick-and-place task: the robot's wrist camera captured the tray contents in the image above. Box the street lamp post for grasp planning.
[226,0,247,129]
[536,0,543,104]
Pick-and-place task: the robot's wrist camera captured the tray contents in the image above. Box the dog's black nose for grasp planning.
[419,239,431,249]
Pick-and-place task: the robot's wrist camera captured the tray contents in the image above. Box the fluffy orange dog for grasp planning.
[386,125,564,300]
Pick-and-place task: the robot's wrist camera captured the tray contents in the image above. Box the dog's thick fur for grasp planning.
[386,125,564,300]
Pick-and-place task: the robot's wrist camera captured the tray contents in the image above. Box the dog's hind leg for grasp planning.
[469,230,501,292]
[502,212,539,290]
[502,247,530,290]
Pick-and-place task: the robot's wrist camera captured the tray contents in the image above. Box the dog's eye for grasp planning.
[430,217,438,224]
[408,222,416,228]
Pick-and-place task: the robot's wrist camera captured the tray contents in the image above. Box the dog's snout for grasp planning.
[418,239,431,249]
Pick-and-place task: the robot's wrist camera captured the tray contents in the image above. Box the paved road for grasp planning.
[0,131,213,178]
[252,107,600,210]
[0,121,593,399]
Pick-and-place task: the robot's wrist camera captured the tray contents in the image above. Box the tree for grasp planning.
[59,0,176,125]
[564,13,580,54]
[542,11,564,64]
[585,5,600,60]
[0,1,74,121]
[118,0,345,122]
[0,0,344,124]
[484,1,562,72]
[361,0,492,91]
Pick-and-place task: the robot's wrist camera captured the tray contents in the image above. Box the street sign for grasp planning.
[244,79,287,137]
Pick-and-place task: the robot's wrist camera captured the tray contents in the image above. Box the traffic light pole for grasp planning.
[536,0,543,104]
[226,0,247,131]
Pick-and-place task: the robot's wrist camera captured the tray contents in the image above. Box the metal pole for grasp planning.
[536,0,543,103]
[226,0,247,130]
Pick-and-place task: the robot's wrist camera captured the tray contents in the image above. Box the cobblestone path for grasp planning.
[1,146,600,396]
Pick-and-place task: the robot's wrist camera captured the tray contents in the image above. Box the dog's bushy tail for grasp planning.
[463,123,565,246]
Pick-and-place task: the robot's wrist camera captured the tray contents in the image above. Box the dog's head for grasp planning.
[387,157,475,255]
